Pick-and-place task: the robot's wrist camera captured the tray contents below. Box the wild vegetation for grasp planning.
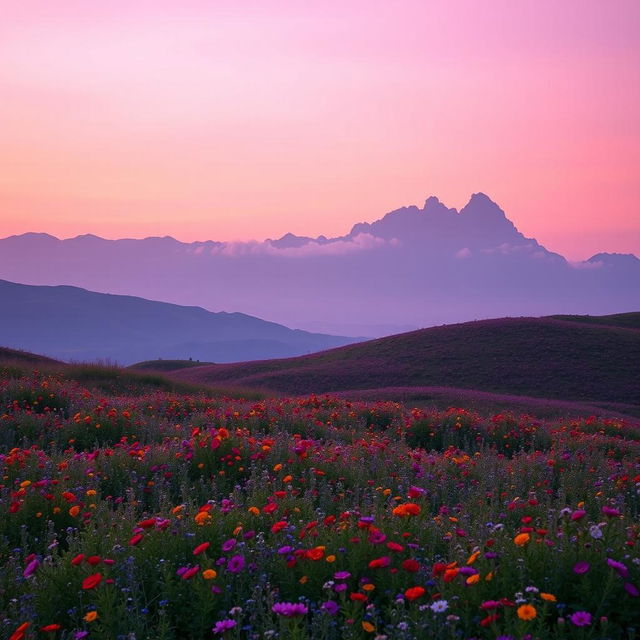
[1,363,639,639]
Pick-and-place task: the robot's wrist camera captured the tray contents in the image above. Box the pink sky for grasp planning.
[1,0,638,260]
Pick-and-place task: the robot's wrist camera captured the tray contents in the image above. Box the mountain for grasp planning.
[0,279,358,365]
[0,193,638,335]
[170,315,640,409]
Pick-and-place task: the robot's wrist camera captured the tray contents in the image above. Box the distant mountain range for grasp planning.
[0,279,358,364]
[1,193,638,335]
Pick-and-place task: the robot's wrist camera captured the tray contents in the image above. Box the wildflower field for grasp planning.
[1,366,639,639]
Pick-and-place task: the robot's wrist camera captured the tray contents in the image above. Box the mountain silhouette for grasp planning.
[0,193,637,335]
[0,279,359,364]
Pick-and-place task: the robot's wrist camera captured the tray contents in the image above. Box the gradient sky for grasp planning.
[1,0,639,260]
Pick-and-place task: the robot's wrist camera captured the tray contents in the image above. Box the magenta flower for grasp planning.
[212,619,237,634]
[221,538,237,552]
[272,602,308,617]
[227,554,245,573]
[573,561,590,575]
[602,506,621,518]
[334,571,351,580]
[607,558,629,579]
[570,509,586,521]
[569,611,592,627]
[624,583,639,597]
[321,601,339,615]
[23,557,39,579]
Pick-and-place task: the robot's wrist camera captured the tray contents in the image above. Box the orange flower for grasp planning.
[69,505,80,517]
[84,611,98,623]
[540,592,557,602]
[362,621,375,632]
[514,533,530,547]
[404,586,426,601]
[392,503,421,517]
[202,569,217,580]
[517,604,537,621]
[194,511,211,526]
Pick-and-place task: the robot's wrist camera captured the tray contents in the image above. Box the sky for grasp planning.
[0,0,639,261]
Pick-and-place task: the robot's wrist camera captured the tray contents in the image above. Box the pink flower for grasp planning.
[570,510,586,521]
[23,557,39,579]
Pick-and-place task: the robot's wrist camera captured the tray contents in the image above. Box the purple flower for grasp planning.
[624,582,639,597]
[334,571,351,580]
[569,611,592,627]
[607,558,629,579]
[221,538,237,552]
[322,600,339,615]
[226,554,245,573]
[23,557,39,579]
[573,561,590,575]
[272,602,308,617]
[334,583,348,592]
[74,633,89,639]
[212,619,237,634]
[277,545,294,555]
[602,506,621,518]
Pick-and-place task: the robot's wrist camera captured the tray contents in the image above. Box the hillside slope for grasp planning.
[0,279,358,364]
[173,316,640,405]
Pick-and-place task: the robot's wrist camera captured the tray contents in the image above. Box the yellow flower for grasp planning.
[517,604,537,621]
[513,533,530,547]
[362,621,375,633]
[540,592,557,602]
[84,611,98,623]
[202,569,217,580]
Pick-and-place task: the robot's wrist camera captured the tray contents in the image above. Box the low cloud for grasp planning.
[201,233,391,258]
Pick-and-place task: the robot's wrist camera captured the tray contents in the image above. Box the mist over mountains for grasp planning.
[1,193,638,336]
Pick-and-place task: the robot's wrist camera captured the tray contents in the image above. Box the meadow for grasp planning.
[1,364,639,639]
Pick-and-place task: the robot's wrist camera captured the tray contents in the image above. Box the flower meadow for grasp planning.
[1,369,639,639]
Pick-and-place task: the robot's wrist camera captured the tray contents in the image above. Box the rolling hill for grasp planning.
[0,279,359,365]
[170,315,640,407]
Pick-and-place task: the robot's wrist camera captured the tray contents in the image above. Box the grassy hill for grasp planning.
[172,315,640,406]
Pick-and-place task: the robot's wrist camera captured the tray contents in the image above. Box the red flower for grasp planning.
[386,541,404,552]
[129,533,144,546]
[271,521,288,533]
[86,555,101,566]
[368,556,391,569]
[193,542,210,555]
[349,593,368,602]
[404,586,426,601]
[40,624,62,632]
[137,518,156,529]
[9,622,30,640]
[182,565,200,580]
[71,554,85,566]
[82,573,102,590]
[401,558,420,572]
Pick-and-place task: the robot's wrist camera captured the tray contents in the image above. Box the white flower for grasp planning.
[430,600,449,613]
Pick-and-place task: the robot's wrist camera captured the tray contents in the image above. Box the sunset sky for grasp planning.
[1,0,638,260]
